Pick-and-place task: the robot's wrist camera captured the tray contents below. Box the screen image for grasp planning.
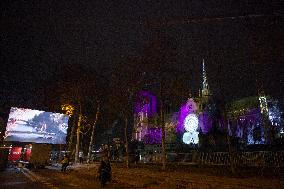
[4,107,69,144]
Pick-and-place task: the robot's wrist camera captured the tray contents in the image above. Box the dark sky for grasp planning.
[1,0,284,113]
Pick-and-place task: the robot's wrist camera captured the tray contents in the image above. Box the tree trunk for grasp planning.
[75,102,82,164]
[68,113,77,154]
[223,109,236,174]
[124,117,129,169]
[87,103,100,163]
[227,131,236,174]
[160,81,166,171]
[161,106,166,170]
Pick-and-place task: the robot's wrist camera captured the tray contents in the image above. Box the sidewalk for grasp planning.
[46,162,99,171]
[110,165,284,189]
[43,163,284,189]
[13,162,282,189]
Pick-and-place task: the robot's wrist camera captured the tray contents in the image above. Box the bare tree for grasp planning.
[51,63,102,163]
[87,101,100,163]
[124,117,129,168]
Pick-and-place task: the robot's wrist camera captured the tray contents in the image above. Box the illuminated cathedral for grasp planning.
[132,59,283,147]
[132,59,212,145]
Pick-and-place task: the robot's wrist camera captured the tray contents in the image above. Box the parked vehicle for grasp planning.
[28,143,52,168]
[0,147,9,171]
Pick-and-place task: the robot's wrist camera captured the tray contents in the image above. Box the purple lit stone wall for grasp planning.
[134,90,160,144]
[198,112,213,134]
[177,103,188,133]
[134,91,157,117]
[233,108,264,144]
[144,128,162,144]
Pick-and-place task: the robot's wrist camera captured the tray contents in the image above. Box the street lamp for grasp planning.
[61,104,75,117]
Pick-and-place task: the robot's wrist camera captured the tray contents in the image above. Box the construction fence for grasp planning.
[178,151,284,168]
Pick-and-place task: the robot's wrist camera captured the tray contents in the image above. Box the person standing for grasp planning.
[79,151,84,164]
[134,150,140,165]
[61,154,69,172]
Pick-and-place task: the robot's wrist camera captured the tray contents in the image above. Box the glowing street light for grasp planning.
[61,104,74,117]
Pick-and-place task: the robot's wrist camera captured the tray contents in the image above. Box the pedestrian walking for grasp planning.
[98,158,111,187]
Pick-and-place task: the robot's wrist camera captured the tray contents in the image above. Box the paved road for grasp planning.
[0,164,102,189]
[0,168,50,189]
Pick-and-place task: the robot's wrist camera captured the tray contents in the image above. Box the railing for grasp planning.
[185,181,266,189]
[179,151,284,168]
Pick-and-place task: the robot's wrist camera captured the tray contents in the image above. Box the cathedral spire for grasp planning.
[202,59,210,98]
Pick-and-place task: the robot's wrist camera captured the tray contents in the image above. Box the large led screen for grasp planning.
[4,107,69,144]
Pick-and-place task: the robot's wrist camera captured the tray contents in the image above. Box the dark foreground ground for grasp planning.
[0,162,283,189]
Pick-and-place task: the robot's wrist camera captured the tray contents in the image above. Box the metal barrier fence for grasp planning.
[180,151,284,168]
[185,181,266,189]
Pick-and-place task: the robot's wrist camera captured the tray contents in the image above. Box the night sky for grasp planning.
[1,1,284,118]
